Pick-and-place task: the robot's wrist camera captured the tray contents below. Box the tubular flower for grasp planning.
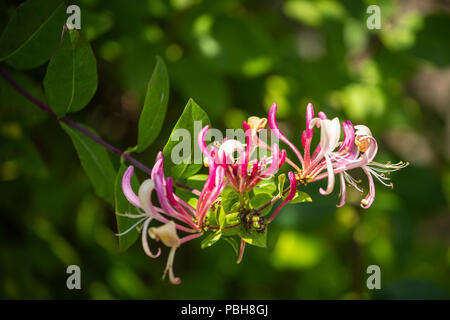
[119,151,224,284]
[268,102,408,208]
[198,120,286,194]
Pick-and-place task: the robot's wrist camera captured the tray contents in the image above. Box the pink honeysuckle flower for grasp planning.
[268,102,408,208]
[119,151,224,284]
[198,120,286,194]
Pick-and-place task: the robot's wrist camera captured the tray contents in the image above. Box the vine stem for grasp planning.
[0,67,196,193]
[256,186,290,213]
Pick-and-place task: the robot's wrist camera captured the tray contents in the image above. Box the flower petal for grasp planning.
[122,166,141,208]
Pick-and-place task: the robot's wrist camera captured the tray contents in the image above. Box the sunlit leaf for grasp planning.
[201,230,221,248]
[240,227,267,248]
[162,98,210,180]
[221,185,240,213]
[250,193,273,216]
[289,191,312,204]
[253,178,276,195]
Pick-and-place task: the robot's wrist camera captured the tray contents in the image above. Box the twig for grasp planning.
[0,67,195,192]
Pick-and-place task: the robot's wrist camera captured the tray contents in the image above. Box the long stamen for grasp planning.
[115,217,147,236]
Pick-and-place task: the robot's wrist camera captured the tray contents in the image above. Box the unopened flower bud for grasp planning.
[247,116,267,132]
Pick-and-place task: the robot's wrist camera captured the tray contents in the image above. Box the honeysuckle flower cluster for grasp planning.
[269,102,408,208]
[119,102,407,285]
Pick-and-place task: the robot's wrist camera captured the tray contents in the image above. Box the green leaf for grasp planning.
[205,207,217,226]
[0,0,67,69]
[114,164,141,251]
[136,56,170,152]
[162,98,210,180]
[289,191,312,204]
[216,206,226,228]
[240,227,267,248]
[222,222,241,237]
[253,178,277,195]
[250,193,273,216]
[223,236,240,256]
[60,123,115,205]
[277,173,286,197]
[43,27,98,117]
[221,185,240,213]
[201,230,222,248]
[225,212,240,226]
[185,174,208,190]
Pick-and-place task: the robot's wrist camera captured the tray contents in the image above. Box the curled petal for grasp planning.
[138,179,156,215]
[278,149,287,168]
[319,154,335,195]
[286,171,297,201]
[162,246,181,285]
[268,102,304,167]
[122,166,141,208]
[354,124,372,137]
[198,125,211,158]
[318,111,327,120]
[141,218,161,258]
[336,172,346,207]
[361,167,375,208]
[337,120,355,153]
[242,121,252,178]
[268,171,297,222]
[306,103,314,138]
[262,143,281,177]
[301,130,307,148]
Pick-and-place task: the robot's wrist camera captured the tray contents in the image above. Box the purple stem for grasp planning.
[0,67,195,193]
[256,186,290,213]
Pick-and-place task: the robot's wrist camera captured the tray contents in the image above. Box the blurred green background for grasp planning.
[0,0,449,299]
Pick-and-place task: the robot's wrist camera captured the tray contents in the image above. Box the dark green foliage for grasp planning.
[0,0,449,300]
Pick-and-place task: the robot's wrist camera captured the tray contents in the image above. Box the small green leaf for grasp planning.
[61,123,115,205]
[162,98,210,180]
[114,164,141,251]
[253,178,277,195]
[289,191,312,203]
[240,227,267,248]
[136,56,170,152]
[225,212,240,226]
[222,185,240,213]
[185,174,208,190]
[250,193,273,216]
[205,208,217,226]
[44,27,98,117]
[223,236,240,256]
[222,224,241,237]
[216,207,226,228]
[278,173,286,196]
[201,231,222,248]
[0,0,67,69]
